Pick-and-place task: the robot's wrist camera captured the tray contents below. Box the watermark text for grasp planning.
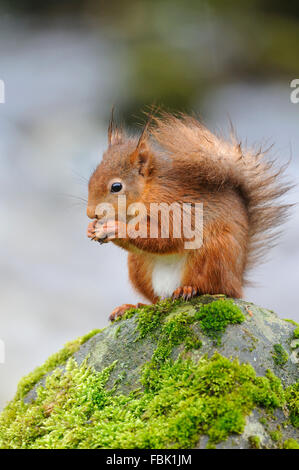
[290,79,299,103]
[94,196,203,250]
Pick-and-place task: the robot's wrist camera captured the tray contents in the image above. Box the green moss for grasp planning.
[269,430,282,442]
[194,299,245,344]
[136,299,180,339]
[114,325,122,338]
[272,344,289,367]
[285,382,299,428]
[117,297,245,346]
[293,327,299,339]
[248,435,261,449]
[283,438,299,449]
[242,329,258,352]
[15,329,102,400]
[122,299,202,362]
[0,352,287,449]
[259,417,267,425]
[284,319,299,340]
[284,319,299,327]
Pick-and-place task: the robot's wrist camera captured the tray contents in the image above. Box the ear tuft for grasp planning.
[110,128,123,146]
[107,106,123,146]
[107,106,115,146]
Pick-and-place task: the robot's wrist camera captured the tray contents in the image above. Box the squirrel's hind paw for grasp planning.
[109,304,136,321]
[172,286,198,301]
[109,302,147,321]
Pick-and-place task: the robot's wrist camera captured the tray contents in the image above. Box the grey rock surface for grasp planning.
[75,298,298,390]
[21,296,299,448]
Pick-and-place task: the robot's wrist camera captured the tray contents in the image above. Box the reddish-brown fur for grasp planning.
[87,112,291,320]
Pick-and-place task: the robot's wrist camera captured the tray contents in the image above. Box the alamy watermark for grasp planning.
[290,79,299,103]
[93,195,203,250]
[0,79,5,103]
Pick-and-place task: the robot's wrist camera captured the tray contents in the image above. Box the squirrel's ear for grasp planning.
[130,141,154,177]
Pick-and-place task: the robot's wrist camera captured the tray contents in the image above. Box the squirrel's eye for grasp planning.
[111,182,123,193]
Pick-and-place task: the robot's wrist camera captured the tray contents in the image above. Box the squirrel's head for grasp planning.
[87,116,155,220]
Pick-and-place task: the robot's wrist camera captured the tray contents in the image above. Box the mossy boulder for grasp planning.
[0,296,298,449]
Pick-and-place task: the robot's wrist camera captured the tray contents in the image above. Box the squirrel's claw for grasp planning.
[87,220,98,238]
[172,286,198,301]
[88,219,116,243]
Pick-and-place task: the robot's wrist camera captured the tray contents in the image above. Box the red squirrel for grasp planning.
[87,111,290,321]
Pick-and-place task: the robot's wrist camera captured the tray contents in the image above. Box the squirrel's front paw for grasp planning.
[172,286,198,301]
[87,220,97,238]
[87,220,117,244]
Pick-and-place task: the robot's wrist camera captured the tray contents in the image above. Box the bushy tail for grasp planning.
[150,112,292,270]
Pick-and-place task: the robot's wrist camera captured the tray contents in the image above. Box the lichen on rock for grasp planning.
[0,296,298,449]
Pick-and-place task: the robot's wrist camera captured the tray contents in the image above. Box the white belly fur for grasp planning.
[151,254,186,299]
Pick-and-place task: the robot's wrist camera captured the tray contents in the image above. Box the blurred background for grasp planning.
[0,0,299,409]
